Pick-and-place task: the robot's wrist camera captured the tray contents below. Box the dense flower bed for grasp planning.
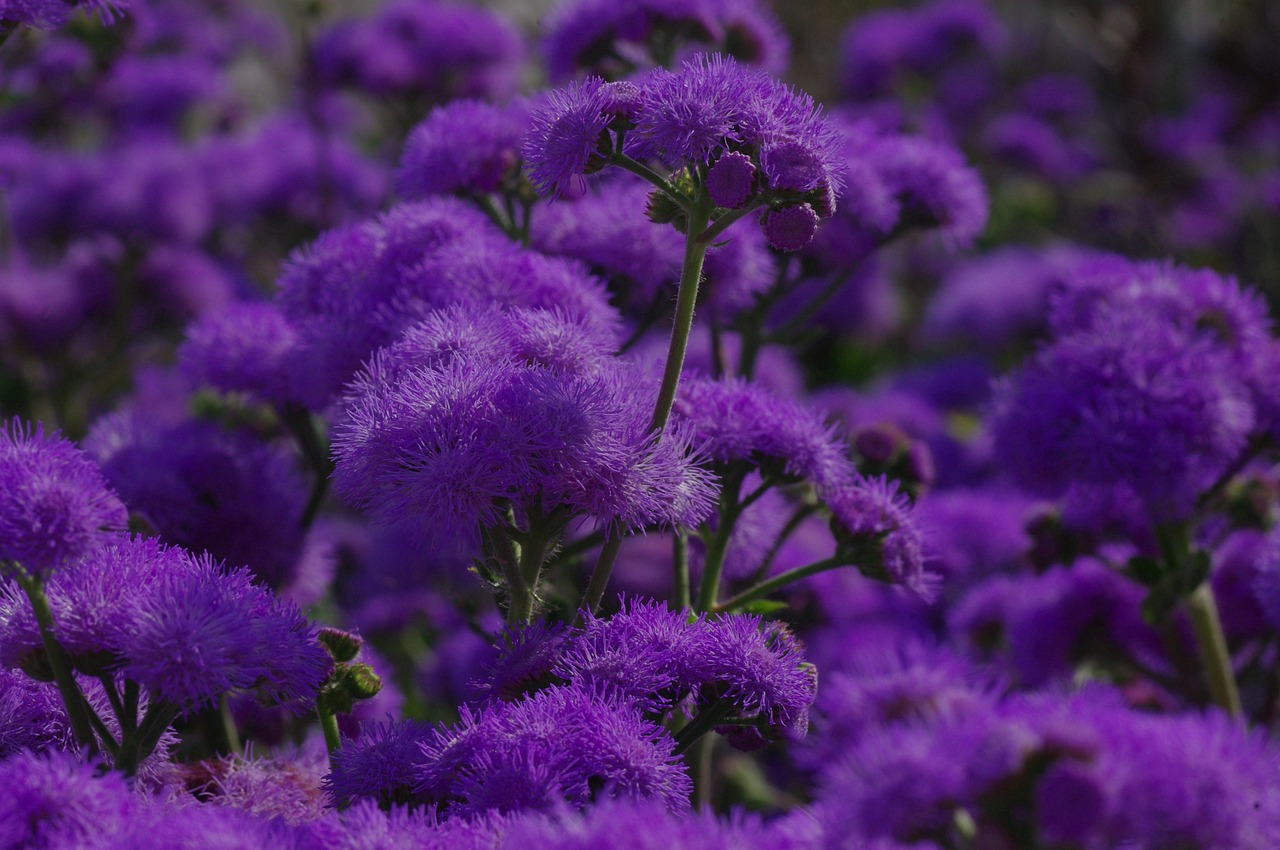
[2,0,1280,847]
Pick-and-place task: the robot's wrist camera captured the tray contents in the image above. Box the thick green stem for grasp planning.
[319,706,342,755]
[650,199,713,433]
[1186,582,1243,717]
[16,573,96,753]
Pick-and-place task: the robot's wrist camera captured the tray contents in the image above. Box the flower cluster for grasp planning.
[3,0,1280,847]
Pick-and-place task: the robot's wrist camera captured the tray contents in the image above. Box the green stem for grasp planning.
[673,530,691,610]
[1186,582,1243,717]
[611,153,690,208]
[219,694,242,754]
[117,702,180,776]
[577,527,623,623]
[15,572,96,754]
[695,202,762,245]
[674,697,736,754]
[651,197,714,433]
[319,706,342,755]
[714,556,843,613]
[695,468,747,612]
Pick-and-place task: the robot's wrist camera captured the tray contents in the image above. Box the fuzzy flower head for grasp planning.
[524,55,842,250]
[825,475,931,597]
[0,420,127,577]
[992,307,1255,522]
[415,684,692,818]
[397,99,532,198]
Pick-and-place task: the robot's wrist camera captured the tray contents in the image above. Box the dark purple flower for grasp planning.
[762,203,818,251]
[0,668,72,756]
[0,419,127,577]
[324,718,436,808]
[531,177,684,308]
[672,376,853,490]
[85,413,309,591]
[693,613,817,738]
[541,0,787,82]
[706,151,757,208]
[312,0,524,102]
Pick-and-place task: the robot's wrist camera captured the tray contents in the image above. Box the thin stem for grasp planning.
[85,706,121,758]
[692,734,715,811]
[219,694,242,755]
[15,572,97,754]
[747,503,817,586]
[673,530,691,610]
[122,680,139,736]
[650,197,714,432]
[610,153,690,209]
[1196,434,1268,512]
[98,676,126,723]
[117,702,180,776]
[1186,582,1243,717]
[674,697,736,754]
[577,527,623,623]
[695,468,747,612]
[714,556,843,613]
[695,202,762,245]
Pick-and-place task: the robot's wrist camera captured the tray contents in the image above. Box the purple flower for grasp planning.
[124,553,329,712]
[397,99,532,198]
[693,613,817,738]
[178,301,302,405]
[312,0,524,102]
[324,719,435,809]
[0,668,72,756]
[0,750,135,849]
[825,475,931,597]
[522,77,619,197]
[555,598,703,712]
[672,376,854,491]
[762,204,818,251]
[541,0,787,82]
[837,0,1006,100]
[706,151,757,208]
[0,419,127,577]
[85,413,309,591]
[991,308,1255,522]
[530,177,684,308]
[921,245,1104,349]
[1,535,328,712]
[631,54,774,169]
[159,748,329,825]
[415,683,691,817]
